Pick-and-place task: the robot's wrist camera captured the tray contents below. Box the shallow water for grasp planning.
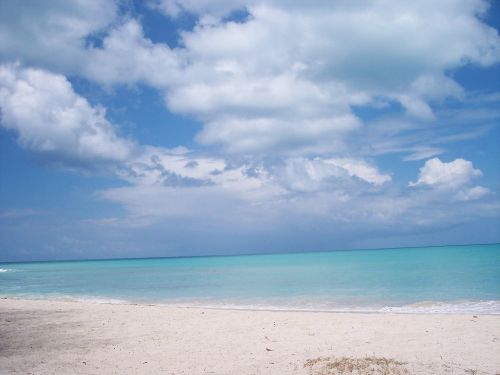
[1,244,499,313]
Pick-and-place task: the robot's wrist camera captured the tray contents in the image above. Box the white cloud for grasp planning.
[395,95,435,120]
[150,0,248,18]
[402,147,444,161]
[97,158,496,234]
[410,73,465,102]
[273,158,348,193]
[409,157,490,202]
[83,19,180,87]
[163,0,499,151]
[358,107,496,162]
[97,152,394,228]
[0,64,387,211]
[325,158,391,186]
[0,1,498,251]
[272,157,390,194]
[0,3,180,88]
[0,0,117,73]
[456,186,490,201]
[0,65,490,238]
[409,157,482,189]
[196,114,360,154]
[2,0,499,157]
[0,64,134,167]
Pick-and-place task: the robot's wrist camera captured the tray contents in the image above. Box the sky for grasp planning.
[0,0,499,261]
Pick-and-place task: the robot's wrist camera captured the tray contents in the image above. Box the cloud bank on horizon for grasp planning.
[0,0,499,260]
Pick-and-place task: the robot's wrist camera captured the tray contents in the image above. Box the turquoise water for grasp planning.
[1,244,499,313]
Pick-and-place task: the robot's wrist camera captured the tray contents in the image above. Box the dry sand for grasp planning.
[0,298,499,375]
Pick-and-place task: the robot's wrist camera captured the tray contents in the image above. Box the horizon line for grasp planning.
[1,241,499,265]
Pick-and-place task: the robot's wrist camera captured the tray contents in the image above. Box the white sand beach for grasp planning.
[1,298,499,374]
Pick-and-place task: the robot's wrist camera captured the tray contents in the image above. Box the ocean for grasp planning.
[1,243,499,314]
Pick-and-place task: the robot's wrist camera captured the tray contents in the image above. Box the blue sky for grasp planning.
[0,0,499,261]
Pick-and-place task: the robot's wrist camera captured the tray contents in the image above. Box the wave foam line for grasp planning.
[381,300,500,314]
[169,299,500,314]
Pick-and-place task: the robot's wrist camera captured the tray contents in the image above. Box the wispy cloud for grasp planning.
[0,208,44,219]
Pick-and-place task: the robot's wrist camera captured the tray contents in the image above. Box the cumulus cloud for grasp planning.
[409,157,482,189]
[162,0,499,152]
[150,0,248,18]
[332,158,392,185]
[196,114,360,154]
[0,64,134,168]
[0,0,117,73]
[0,1,498,255]
[271,157,390,194]
[82,19,180,87]
[122,146,280,200]
[409,157,489,201]
[124,147,391,189]
[2,0,499,157]
[0,63,388,203]
[0,65,488,235]
[96,150,395,229]
[97,157,496,235]
[87,142,393,226]
[0,2,180,88]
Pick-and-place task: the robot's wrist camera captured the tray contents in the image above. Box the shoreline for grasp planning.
[1,295,500,315]
[1,298,499,374]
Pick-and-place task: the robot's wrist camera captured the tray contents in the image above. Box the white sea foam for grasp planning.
[0,268,14,273]
[48,295,130,304]
[2,293,499,314]
[73,296,129,304]
[0,294,129,305]
[169,299,500,315]
[380,300,500,314]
